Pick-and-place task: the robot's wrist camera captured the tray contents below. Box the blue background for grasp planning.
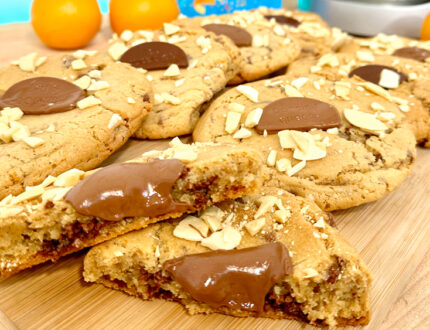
[0,0,288,25]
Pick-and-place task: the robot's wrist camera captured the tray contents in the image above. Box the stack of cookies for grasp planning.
[1,6,428,327]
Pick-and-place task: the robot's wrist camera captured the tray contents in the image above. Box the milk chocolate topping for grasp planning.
[120,41,189,70]
[65,159,189,221]
[349,64,408,87]
[202,24,252,47]
[392,47,430,62]
[264,15,300,27]
[255,97,341,134]
[0,77,85,115]
[163,242,293,313]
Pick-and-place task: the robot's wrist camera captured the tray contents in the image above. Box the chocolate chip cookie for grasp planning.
[84,187,371,327]
[287,52,430,146]
[0,141,263,277]
[174,10,301,84]
[193,74,416,211]
[0,52,153,200]
[99,26,243,139]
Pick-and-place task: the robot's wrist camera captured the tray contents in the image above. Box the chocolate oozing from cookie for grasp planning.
[264,15,301,27]
[0,77,85,115]
[392,47,430,62]
[163,242,293,313]
[349,65,408,86]
[255,97,341,134]
[120,41,189,70]
[202,24,252,47]
[65,159,190,221]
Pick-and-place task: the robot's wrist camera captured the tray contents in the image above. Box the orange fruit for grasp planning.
[421,12,430,40]
[110,0,180,34]
[31,0,101,50]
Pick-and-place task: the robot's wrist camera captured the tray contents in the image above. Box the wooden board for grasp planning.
[1,21,430,330]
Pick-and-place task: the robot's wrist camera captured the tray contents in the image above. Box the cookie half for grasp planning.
[175,10,301,84]
[287,52,430,146]
[0,141,263,277]
[0,52,153,199]
[193,74,416,211]
[84,187,371,327]
[101,26,243,139]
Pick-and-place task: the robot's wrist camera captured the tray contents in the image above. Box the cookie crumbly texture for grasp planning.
[0,53,153,200]
[102,27,244,139]
[0,142,263,277]
[287,52,430,146]
[175,10,301,85]
[193,74,416,211]
[256,7,351,57]
[84,187,371,327]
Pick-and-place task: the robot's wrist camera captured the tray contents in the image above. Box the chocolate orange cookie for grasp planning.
[175,10,301,84]
[193,74,416,211]
[287,52,430,146]
[0,53,152,200]
[84,187,371,327]
[0,141,263,277]
[99,26,243,139]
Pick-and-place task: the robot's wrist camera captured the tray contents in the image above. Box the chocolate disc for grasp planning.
[392,47,430,62]
[65,160,190,221]
[264,15,300,27]
[0,77,85,115]
[349,65,408,87]
[164,242,292,313]
[120,41,189,70]
[255,97,341,134]
[202,24,252,47]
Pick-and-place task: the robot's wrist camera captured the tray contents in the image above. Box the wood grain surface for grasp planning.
[0,20,430,330]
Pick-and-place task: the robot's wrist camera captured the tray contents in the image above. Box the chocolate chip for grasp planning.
[255,97,341,134]
[264,15,300,27]
[0,77,85,115]
[142,93,151,103]
[203,24,252,47]
[120,41,189,71]
[392,47,430,62]
[349,65,408,87]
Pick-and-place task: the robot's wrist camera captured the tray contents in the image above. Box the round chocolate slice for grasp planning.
[255,97,341,134]
[0,77,85,115]
[392,47,430,62]
[349,65,408,87]
[120,41,189,70]
[202,24,252,47]
[264,15,300,27]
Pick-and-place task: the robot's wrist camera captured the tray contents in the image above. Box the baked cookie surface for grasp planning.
[84,187,371,327]
[175,10,301,84]
[255,7,350,57]
[287,52,430,146]
[100,26,243,139]
[193,74,416,211]
[0,53,153,200]
[0,141,263,277]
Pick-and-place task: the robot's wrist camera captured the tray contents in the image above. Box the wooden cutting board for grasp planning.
[1,21,430,330]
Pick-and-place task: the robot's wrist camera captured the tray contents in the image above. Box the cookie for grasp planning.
[84,187,371,327]
[287,52,430,146]
[255,7,351,57]
[0,140,263,277]
[193,74,416,211]
[98,26,243,139]
[174,10,301,84]
[0,52,152,200]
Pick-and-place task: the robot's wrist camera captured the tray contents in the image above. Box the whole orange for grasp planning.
[31,0,102,50]
[110,0,180,34]
[421,12,430,40]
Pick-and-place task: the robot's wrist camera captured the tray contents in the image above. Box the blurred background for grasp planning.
[0,0,300,25]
